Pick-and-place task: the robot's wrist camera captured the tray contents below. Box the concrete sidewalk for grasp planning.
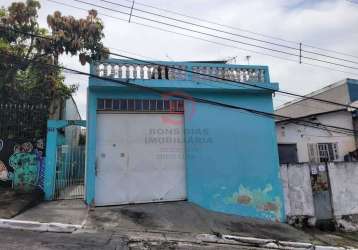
[84,201,312,242]
[4,200,358,248]
[14,199,87,225]
[6,199,311,242]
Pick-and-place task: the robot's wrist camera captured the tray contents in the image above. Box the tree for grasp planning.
[0,0,108,108]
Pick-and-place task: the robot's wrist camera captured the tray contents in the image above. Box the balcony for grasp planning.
[93,61,270,84]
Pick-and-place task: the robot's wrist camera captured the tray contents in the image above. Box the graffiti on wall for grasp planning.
[226,184,283,221]
[0,160,10,181]
[0,139,44,192]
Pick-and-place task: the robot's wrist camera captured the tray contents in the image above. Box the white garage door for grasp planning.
[95,113,186,206]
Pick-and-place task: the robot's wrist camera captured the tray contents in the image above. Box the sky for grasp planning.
[1,0,358,118]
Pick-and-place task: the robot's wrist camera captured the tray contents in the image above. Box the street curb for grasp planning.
[197,233,357,250]
[0,219,356,249]
[0,219,81,233]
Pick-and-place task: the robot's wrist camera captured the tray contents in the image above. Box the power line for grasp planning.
[122,0,301,45]
[99,0,300,51]
[2,25,358,112]
[45,0,358,77]
[106,52,358,111]
[98,0,358,66]
[117,0,358,60]
[71,0,358,71]
[1,51,356,136]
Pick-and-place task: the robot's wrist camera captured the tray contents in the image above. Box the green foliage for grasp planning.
[46,9,109,65]
[0,0,108,106]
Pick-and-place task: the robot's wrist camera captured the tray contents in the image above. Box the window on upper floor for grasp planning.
[96,99,184,113]
[308,143,339,163]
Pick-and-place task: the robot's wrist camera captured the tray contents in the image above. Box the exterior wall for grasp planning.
[86,88,284,221]
[184,92,284,221]
[280,164,314,217]
[328,162,358,216]
[276,111,356,162]
[276,80,349,118]
[86,60,284,221]
[281,162,358,230]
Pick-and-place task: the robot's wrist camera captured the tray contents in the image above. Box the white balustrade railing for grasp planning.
[191,66,265,83]
[95,63,267,83]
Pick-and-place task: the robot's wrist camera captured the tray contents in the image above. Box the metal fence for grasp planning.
[0,104,48,190]
[54,145,85,200]
[0,103,48,139]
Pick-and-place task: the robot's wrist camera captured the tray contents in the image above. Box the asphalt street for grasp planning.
[0,228,269,250]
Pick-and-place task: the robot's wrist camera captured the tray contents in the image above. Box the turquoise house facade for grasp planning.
[86,59,285,221]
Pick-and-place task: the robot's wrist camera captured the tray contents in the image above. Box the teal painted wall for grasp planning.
[183,92,283,221]
[86,60,284,221]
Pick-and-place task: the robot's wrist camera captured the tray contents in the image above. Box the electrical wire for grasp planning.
[71,0,358,70]
[65,0,358,70]
[44,0,358,77]
[1,51,357,137]
[117,0,358,60]
[98,0,358,65]
[2,25,358,112]
[103,52,358,111]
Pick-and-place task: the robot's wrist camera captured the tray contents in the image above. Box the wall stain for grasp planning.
[237,195,251,204]
[226,184,282,221]
[258,202,279,212]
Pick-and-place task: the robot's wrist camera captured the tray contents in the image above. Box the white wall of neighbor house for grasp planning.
[63,97,82,146]
[275,80,349,118]
[328,162,358,217]
[281,162,358,229]
[277,111,356,162]
[280,164,315,217]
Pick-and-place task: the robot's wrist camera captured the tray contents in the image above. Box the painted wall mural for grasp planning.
[0,139,45,192]
[226,184,283,221]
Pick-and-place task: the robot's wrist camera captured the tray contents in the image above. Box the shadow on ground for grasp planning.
[0,187,43,219]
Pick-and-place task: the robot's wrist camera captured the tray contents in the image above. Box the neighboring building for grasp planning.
[59,96,82,146]
[86,59,285,221]
[276,78,358,164]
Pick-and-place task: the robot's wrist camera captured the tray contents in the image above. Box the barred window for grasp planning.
[104,99,112,109]
[97,99,184,113]
[308,143,339,163]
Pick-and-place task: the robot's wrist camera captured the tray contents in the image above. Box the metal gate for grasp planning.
[54,145,85,200]
[310,163,334,221]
